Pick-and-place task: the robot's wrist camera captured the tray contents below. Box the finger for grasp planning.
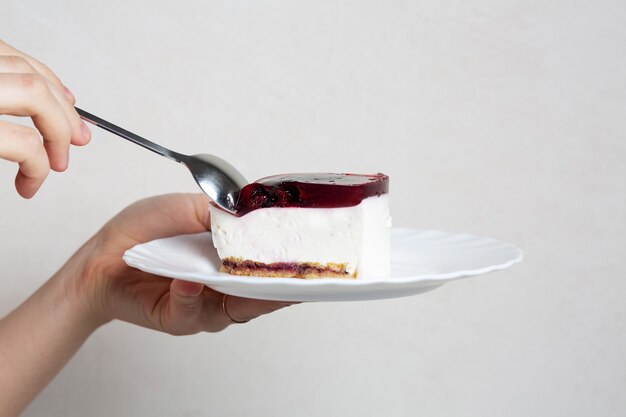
[45,79,91,146]
[0,72,72,171]
[164,279,207,335]
[0,120,50,198]
[219,294,297,328]
[191,193,212,229]
[0,55,90,146]
[0,54,37,74]
[0,39,73,103]
[111,194,212,244]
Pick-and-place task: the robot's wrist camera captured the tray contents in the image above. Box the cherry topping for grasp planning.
[233,173,388,216]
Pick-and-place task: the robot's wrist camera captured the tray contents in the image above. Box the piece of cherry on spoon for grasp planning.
[76,107,247,214]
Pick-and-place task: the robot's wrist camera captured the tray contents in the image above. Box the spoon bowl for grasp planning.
[182,153,248,212]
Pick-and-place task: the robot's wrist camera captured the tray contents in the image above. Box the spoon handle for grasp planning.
[75,107,186,163]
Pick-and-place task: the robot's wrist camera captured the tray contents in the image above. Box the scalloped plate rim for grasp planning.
[122,228,523,301]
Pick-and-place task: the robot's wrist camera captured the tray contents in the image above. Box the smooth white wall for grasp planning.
[1,1,625,416]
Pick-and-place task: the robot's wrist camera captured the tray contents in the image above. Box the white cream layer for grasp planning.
[209,195,391,278]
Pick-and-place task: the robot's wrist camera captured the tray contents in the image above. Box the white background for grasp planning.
[1,1,625,416]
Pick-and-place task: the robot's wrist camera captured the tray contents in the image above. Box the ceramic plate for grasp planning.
[123,228,522,302]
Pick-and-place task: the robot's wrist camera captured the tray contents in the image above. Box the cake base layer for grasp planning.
[221,258,356,279]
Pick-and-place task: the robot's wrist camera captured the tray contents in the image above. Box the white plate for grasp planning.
[123,228,522,302]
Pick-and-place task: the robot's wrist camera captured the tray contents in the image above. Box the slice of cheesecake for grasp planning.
[209,173,391,279]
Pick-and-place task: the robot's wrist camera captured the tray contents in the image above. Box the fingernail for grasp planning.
[62,85,76,102]
[63,149,70,171]
[81,121,92,140]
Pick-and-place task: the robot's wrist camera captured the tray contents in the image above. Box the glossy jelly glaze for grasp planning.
[233,173,389,216]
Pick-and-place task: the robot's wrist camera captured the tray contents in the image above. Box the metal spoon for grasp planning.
[75,107,247,214]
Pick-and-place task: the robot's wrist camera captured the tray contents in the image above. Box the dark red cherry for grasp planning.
[233,173,388,216]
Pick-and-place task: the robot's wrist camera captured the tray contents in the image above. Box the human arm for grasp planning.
[0,193,293,416]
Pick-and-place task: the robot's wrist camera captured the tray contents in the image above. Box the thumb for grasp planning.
[171,279,205,297]
[166,279,206,334]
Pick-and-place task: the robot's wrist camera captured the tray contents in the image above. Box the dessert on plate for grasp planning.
[209,173,391,279]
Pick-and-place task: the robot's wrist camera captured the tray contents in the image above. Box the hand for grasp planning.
[1,193,294,415]
[70,193,295,334]
[0,39,91,198]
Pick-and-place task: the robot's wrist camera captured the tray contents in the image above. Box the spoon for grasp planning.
[75,107,248,214]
